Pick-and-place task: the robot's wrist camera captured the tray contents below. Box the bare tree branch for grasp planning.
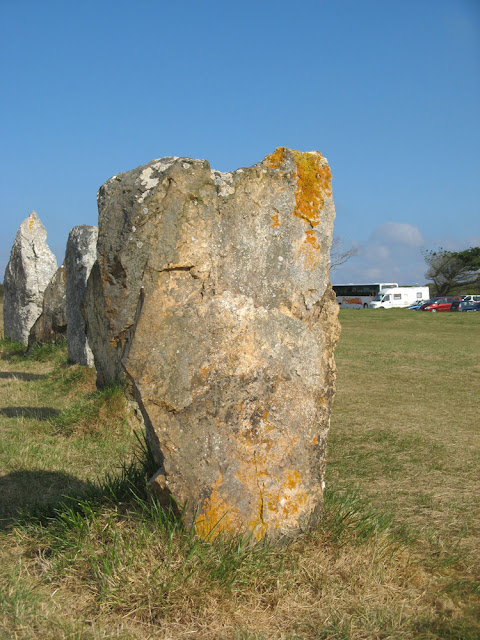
[330,236,359,272]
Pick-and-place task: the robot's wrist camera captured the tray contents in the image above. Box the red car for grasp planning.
[419,296,463,312]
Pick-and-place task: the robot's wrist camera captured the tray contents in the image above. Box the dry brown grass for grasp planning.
[0,307,479,639]
[329,311,480,559]
[3,507,442,640]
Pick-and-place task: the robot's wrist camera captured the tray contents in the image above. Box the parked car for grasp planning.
[417,298,436,309]
[408,300,428,310]
[462,295,480,303]
[419,296,462,312]
[459,301,480,312]
[449,301,472,312]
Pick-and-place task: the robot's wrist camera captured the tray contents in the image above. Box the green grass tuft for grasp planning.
[49,382,131,436]
[0,336,27,359]
[0,337,68,363]
[321,488,394,544]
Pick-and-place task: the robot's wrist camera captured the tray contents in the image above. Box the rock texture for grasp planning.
[65,225,98,366]
[85,148,340,540]
[3,211,57,344]
[27,265,67,352]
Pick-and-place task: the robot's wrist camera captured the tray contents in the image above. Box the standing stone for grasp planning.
[65,225,98,366]
[85,148,340,540]
[3,211,57,344]
[27,265,67,352]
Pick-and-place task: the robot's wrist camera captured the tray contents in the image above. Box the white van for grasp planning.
[369,286,430,309]
[462,295,480,303]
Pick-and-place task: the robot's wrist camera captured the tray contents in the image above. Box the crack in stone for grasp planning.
[159,265,196,273]
[120,286,145,368]
[253,450,266,532]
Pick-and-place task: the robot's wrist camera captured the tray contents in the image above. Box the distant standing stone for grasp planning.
[65,225,98,366]
[27,265,67,352]
[3,211,57,344]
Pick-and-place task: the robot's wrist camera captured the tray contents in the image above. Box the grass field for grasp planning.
[0,304,479,639]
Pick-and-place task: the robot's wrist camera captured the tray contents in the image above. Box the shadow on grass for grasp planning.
[0,406,60,420]
[0,469,98,530]
[0,343,26,359]
[0,434,159,531]
[0,371,48,381]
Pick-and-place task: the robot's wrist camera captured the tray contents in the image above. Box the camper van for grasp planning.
[368,286,430,309]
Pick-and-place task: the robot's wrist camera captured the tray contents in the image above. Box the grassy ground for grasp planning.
[0,304,479,639]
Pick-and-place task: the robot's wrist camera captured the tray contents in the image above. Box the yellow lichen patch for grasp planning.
[264,147,287,169]
[28,213,35,233]
[264,147,332,227]
[297,229,322,271]
[264,469,309,527]
[229,408,309,539]
[195,473,241,540]
[271,210,281,228]
[232,413,273,539]
[291,150,332,227]
[199,362,215,381]
[285,470,302,491]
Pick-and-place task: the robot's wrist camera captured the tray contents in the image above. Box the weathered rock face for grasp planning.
[3,211,57,344]
[65,225,98,366]
[85,148,340,540]
[27,265,67,352]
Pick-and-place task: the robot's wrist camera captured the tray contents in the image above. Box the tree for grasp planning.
[454,247,480,270]
[423,247,480,296]
[330,236,359,272]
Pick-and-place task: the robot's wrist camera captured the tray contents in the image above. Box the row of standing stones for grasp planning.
[3,213,98,365]
[3,148,340,542]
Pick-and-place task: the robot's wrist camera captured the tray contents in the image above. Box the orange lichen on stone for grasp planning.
[264,147,332,227]
[245,466,309,538]
[198,430,310,540]
[284,470,302,491]
[199,362,215,381]
[195,473,241,540]
[271,210,281,228]
[298,229,322,271]
[227,408,311,539]
[264,147,287,170]
[292,150,332,226]
[264,469,309,527]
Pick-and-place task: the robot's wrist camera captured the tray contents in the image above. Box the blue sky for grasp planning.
[1,0,479,285]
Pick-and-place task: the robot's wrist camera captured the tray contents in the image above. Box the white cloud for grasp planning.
[332,222,427,285]
[370,222,424,247]
[362,244,390,260]
[365,267,382,280]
